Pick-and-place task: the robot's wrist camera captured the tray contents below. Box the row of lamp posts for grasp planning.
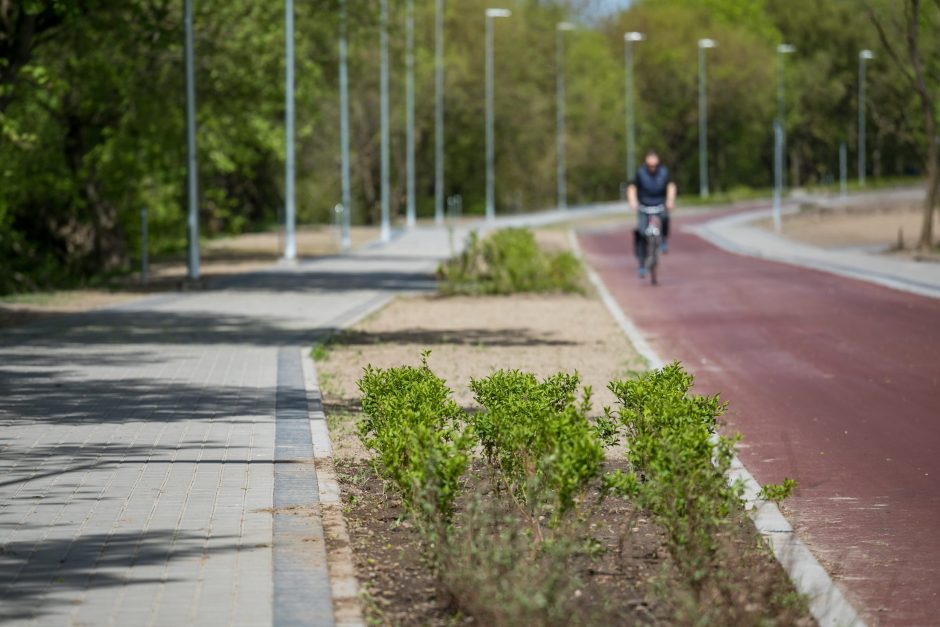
[180,1,878,279]
[621,30,876,234]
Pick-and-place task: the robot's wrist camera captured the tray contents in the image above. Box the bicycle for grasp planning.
[639,205,665,286]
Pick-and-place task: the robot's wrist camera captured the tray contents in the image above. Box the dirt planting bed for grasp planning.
[317,287,811,625]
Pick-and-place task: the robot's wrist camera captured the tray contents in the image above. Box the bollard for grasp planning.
[334,203,345,249]
[839,142,848,199]
[140,206,149,286]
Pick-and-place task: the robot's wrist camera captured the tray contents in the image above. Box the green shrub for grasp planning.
[608,363,742,594]
[357,353,473,520]
[469,370,605,521]
[434,492,587,627]
[438,228,583,295]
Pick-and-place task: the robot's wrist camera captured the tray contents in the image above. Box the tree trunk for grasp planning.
[64,111,128,271]
[919,131,938,250]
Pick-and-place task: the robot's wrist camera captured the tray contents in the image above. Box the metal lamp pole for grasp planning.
[777,43,795,189]
[624,31,644,183]
[774,43,795,233]
[339,0,352,249]
[184,0,200,279]
[858,49,875,187]
[485,8,511,222]
[284,0,297,260]
[434,0,445,225]
[405,0,416,228]
[698,38,716,198]
[556,22,575,211]
[380,0,391,241]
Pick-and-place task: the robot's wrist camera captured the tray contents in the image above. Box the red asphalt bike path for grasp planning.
[578,213,940,626]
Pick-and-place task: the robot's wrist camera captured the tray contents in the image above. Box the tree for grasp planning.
[866,0,939,250]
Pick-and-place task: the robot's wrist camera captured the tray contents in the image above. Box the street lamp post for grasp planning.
[773,120,784,232]
[184,0,200,279]
[698,38,716,198]
[380,0,391,241]
[773,44,795,233]
[858,49,875,186]
[776,43,795,190]
[485,8,511,222]
[434,0,445,226]
[556,22,575,211]
[624,31,645,183]
[339,0,352,249]
[405,0,416,228]
[284,0,297,260]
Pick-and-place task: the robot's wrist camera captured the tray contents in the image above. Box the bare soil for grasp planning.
[758,199,940,259]
[0,225,380,328]
[317,279,811,625]
[317,293,646,422]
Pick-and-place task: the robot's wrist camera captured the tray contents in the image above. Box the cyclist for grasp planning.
[627,151,676,278]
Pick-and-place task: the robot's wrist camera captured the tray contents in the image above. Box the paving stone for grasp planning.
[0,230,449,626]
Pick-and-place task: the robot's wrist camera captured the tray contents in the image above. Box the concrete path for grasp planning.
[691,203,940,299]
[578,212,940,626]
[0,230,446,626]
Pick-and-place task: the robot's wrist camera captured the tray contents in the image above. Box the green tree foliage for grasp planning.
[1,0,936,293]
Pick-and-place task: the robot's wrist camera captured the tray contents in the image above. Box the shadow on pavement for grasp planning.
[0,530,242,622]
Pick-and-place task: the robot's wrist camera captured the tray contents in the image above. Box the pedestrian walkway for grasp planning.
[690,199,940,299]
[0,206,623,626]
[0,230,446,626]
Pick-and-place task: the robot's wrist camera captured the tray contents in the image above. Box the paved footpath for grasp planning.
[0,230,449,626]
[578,212,940,626]
[0,205,625,626]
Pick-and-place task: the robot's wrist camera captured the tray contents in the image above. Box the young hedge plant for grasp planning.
[438,228,583,295]
[357,353,473,521]
[607,363,742,594]
[469,370,607,523]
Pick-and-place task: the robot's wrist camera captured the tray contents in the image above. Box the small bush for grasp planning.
[434,491,587,627]
[357,353,473,520]
[437,228,583,295]
[469,370,605,523]
[608,363,742,594]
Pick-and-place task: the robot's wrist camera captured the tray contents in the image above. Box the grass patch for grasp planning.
[437,228,583,295]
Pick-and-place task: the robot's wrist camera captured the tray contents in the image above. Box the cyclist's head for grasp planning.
[644,151,660,171]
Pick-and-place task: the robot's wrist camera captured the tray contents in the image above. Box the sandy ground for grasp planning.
[758,199,939,255]
[0,225,380,327]
[317,292,645,461]
[204,224,378,259]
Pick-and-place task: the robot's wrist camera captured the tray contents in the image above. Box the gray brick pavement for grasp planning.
[0,236,443,626]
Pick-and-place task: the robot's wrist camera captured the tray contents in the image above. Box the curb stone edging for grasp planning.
[302,348,367,627]
[567,229,866,627]
[298,294,396,627]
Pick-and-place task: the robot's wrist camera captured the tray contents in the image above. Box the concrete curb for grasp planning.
[296,288,400,627]
[302,349,366,627]
[567,229,866,627]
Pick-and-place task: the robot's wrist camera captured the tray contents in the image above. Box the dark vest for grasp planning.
[634,166,670,206]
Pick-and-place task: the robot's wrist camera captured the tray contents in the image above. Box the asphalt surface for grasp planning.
[578,215,940,626]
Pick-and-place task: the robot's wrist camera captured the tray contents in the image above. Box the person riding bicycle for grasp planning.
[627,151,676,278]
